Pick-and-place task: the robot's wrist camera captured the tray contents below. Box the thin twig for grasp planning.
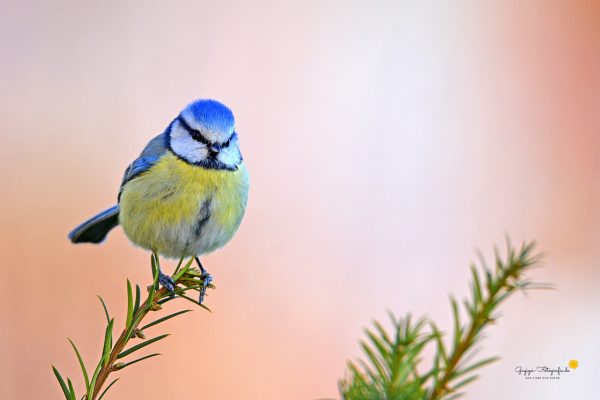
[90,287,167,399]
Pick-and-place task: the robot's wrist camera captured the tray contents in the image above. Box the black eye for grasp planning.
[191,131,204,141]
[190,130,211,146]
[222,132,236,148]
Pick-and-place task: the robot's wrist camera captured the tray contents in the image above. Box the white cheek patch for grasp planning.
[169,123,208,163]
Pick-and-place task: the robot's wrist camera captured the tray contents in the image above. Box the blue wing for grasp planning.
[118,132,168,201]
[69,132,169,244]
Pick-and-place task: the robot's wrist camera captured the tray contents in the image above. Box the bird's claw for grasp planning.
[158,271,176,296]
[199,272,212,304]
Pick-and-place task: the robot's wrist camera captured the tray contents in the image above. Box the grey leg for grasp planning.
[195,257,213,304]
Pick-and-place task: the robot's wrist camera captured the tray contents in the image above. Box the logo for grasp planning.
[514,360,579,381]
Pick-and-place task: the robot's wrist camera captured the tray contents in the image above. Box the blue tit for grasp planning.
[69,99,249,303]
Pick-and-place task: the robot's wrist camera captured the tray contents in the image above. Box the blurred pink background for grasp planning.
[1,1,599,399]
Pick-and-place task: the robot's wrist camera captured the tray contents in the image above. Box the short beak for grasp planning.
[209,144,221,154]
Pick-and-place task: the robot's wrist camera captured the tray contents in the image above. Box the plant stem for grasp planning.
[429,259,523,400]
[90,287,167,400]
[53,256,207,400]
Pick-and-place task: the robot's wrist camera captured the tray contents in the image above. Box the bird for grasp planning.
[68,99,249,303]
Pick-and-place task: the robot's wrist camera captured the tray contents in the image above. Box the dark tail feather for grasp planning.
[69,205,120,244]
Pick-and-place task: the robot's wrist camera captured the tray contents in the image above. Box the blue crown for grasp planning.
[183,99,235,134]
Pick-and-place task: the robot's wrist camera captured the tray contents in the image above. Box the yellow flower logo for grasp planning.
[568,359,579,369]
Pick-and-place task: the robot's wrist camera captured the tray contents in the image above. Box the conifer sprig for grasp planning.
[339,240,548,400]
[52,253,213,400]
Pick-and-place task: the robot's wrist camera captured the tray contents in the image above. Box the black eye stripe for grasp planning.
[177,116,236,147]
[190,131,206,142]
[177,116,211,145]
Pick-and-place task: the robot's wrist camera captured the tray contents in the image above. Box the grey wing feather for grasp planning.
[118,132,168,201]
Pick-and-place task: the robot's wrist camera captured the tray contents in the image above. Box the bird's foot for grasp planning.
[158,271,176,296]
[199,271,213,304]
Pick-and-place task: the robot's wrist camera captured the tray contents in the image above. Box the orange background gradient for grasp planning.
[1,1,599,399]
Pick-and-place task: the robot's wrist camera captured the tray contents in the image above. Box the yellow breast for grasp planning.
[119,152,249,258]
